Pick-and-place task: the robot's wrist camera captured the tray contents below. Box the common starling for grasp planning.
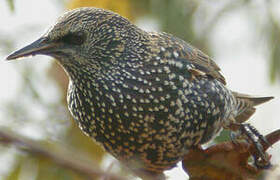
[6,7,273,179]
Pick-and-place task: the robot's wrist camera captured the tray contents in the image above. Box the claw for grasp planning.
[253,153,271,169]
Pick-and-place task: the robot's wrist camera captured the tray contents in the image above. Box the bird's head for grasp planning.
[6,7,134,71]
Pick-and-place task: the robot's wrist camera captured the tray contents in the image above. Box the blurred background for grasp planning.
[0,0,280,179]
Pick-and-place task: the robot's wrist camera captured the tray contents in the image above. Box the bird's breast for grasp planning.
[66,66,235,171]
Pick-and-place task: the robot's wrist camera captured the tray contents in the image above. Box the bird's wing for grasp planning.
[184,43,226,85]
[156,32,226,85]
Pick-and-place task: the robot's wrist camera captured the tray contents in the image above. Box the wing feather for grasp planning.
[154,32,226,84]
[186,45,226,85]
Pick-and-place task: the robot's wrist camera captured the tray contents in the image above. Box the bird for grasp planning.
[6,7,273,179]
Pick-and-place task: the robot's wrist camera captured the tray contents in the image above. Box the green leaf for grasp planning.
[214,129,231,143]
[6,0,15,12]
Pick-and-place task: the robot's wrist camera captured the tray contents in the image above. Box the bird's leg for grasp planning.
[224,116,271,168]
[240,123,271,168]
[244,123,270,147]
[230,122,271,168]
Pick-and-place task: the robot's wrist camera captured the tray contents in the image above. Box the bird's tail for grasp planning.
[232,92,274,123]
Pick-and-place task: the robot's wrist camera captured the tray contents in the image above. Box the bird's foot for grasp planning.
[231,123,271,168]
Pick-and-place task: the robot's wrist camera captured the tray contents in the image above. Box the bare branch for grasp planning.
[0,128,127,180]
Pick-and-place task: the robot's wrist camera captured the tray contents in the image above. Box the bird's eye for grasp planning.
[59,32,86,45]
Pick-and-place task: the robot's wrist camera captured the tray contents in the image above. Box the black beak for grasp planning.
[6,37,56,60]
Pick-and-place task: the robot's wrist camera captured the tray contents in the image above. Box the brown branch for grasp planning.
[0,128,127,180]
[182,129,280,180]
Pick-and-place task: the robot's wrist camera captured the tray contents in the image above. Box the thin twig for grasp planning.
[0,128,127,180]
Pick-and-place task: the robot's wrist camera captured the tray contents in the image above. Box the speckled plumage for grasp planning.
[7,7,273,178]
